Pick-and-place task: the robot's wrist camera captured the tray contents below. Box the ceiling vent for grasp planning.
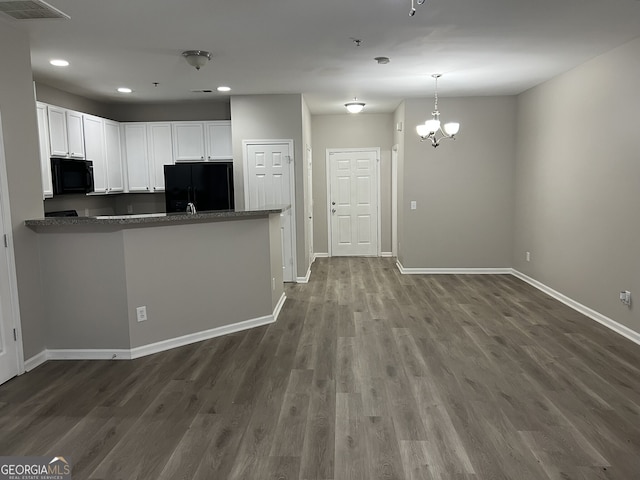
[190,89,214,93]
[0,0,70,20]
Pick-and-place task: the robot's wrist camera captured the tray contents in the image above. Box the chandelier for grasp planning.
[416,74,460,148]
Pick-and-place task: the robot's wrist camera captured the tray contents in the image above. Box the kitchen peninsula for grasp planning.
[25,207,287,360]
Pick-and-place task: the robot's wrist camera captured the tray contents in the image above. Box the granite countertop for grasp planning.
[25,205,289,229]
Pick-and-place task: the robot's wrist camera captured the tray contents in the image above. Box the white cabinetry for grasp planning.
[36,102,53,199]
[83,114,107,193]
[147,123,173,192]
[205,121,232,160]
[172,121,232,162]
[104,120,124,193]
[47,106,85,158]
[172,122,206,161]
[122,123,150,192]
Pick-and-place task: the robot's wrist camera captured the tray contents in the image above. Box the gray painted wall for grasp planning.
[0,20,46,359]
[105,100,230,122]
[230,94,308,277]
[393,102,406,258]
[35,82,112,119]
[311,113,394,254]
[514,36,640,335]
[124,218,276,348]
[400,96,516,268]
[37,229,130,349]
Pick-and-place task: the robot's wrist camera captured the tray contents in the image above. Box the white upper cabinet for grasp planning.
[104,120,124,193]
[173,121,232,162]
[147,123,173,192]
[172,122,206,161]
[83,114,107,193]
[205,121,232,160]
[122,123,150,192]
[36,103,53,199]
[47,106,85,158]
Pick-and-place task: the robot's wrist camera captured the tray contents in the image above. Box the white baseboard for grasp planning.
[512,269,640,347]
[297,263,312,283]
[24,350,48,371]
[314,252,329,258]
[273,292,286,321]
[129,314,275,359]
[396,261,511,275]
[380,252,394,258]
[23,312,280,366]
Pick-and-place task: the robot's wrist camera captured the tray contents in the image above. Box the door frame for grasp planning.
[242,139,297,281]
[305,144,313,264]
[325,147,381,257]
[0,112,24,378]
[392,144,398,257]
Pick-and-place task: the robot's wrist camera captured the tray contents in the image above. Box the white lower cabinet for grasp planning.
[36,103,53,199]
[122,123,151,192]
[147,123,174,192]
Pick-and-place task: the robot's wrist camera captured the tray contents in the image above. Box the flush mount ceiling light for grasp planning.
[416,74,460,148]
[345,98,365,114]
[49,59,69,67]
[117,87,132,93]
[217,86,231,92]
[181,50,212,71]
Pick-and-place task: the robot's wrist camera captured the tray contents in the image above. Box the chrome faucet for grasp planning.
[186,202,197,214]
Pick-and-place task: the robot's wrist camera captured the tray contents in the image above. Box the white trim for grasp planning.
[242,139,297,282]
[391,144,398,257]
[273,292,287,320]
[129,314,275,359]
[24,350,48,371]
[0,112,24,376]
[314,252,329,258]
[326,148,381,257]
[396,261,511,275]
[380,252,394,258]
[21,309,284,365]
[49,349,132,361]
[512,270,640,347]
[297,264,312,283]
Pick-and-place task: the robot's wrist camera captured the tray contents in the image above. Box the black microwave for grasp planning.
[51,158,94,195]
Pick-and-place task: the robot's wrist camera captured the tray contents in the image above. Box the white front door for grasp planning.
[244,141,296,282]
[0,115,20,385]
[328,149,379,256]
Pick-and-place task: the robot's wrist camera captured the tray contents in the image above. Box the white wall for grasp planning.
[514,36,640,335]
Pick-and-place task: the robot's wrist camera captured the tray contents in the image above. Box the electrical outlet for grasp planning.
[127,204,134,214]
[526,251,531,262]
[619,291,631,306]
[410,201,417,210]
[136,306,148,322]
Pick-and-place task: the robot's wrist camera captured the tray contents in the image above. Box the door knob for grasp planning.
[332,209,336,214]
[331,201,335,205]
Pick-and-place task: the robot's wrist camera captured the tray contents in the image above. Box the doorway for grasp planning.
[326,148,380,256]
[0,112,22,384]
[243,139,297,282]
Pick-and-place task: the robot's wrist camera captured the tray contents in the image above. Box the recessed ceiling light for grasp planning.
[50,59,69,67]
[217,86,231,92]
[117,87,132,93]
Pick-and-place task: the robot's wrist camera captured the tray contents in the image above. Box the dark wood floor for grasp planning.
[1,257,639,479]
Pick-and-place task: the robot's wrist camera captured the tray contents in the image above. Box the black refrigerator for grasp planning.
[164,162,235,213]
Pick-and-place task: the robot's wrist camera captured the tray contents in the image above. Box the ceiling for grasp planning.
[10,0,640,114]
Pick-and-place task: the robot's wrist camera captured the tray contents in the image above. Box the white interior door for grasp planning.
[244,141,295,282]
[0,115,20,385]
[328,149,378,256]
[392,145,398,257]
